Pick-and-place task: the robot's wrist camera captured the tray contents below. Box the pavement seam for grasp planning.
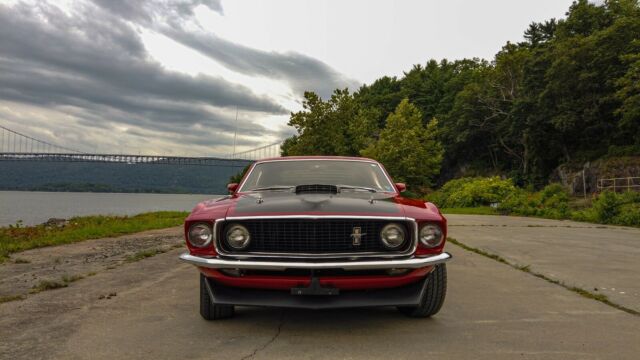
[448,224,608,229]
[447,237,640,317]
[240,310,286,360]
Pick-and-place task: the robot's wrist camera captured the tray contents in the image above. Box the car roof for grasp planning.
[255,156,378,164]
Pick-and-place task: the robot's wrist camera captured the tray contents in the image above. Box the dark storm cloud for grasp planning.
[91,0,224,24]
[89,0,359,98]
[163,29,360,98]
[0,2,284,113]
[0,0,356,154]
[0,57,277,137]
[0,1,283,148]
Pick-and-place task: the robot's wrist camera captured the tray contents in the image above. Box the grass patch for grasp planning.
[125,248,165,262]
[0,211,188,263]
[29,272,95,294]
[441,206,498,215]
[61,274,85,283]
[30,279,68,293]
[447,237,640,316]
[447,238,508,264]
[0,294,25,303]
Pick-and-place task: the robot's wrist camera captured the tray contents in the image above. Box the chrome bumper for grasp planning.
[179,252,452,271]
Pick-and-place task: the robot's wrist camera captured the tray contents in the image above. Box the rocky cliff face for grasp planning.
[551,156,640,195]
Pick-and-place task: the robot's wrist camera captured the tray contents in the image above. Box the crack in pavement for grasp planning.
[240,310,286,360]
[448,237,640,316]
[449,224,608,228]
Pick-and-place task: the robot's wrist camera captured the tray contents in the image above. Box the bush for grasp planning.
[497,189,534,215]
[427,177,517,208]
[432,176,640,227]
[496,183,570,219]
[538,184,571,219]
[612,203,640,226]
[578,191,640,225]
[592,191,620,223]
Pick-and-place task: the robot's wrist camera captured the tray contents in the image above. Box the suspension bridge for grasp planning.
[0,125,283,167]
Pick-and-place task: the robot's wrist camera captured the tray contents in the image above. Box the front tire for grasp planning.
[200,274,234,320]
[397,264,447,318]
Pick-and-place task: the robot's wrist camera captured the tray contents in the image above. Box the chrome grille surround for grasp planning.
[213,215,418,259]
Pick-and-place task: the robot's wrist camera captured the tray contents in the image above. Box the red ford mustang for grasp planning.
[180,156,451,320]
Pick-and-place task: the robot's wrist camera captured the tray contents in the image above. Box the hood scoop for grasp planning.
[295,184,338,194]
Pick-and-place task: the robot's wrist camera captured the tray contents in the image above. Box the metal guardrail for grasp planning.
[597,177,640,192]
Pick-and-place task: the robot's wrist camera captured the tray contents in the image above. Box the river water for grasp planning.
[0,191,223,226]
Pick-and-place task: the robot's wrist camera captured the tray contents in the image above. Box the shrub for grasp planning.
[427,177,516,208]
[538,184,571,219]
[432,176,640,227]
[497,189,535,215]
[612,203,640,226]
[497,183,570,219]
[592,191,620,223]
[584,191,640,225]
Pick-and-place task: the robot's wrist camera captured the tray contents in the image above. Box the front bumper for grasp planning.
[179,252,452,271]
[202,275,431,309]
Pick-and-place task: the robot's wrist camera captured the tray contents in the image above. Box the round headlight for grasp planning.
[380,223,406,249]
[419,223,443,248]
[188,223,213,248]
[225,224,251,250]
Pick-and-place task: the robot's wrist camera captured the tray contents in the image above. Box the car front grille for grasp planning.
[217,218,413,256]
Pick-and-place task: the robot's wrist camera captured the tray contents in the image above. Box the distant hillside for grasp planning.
[0,161,251,194]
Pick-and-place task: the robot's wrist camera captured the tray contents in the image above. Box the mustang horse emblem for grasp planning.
[351,227,366,246]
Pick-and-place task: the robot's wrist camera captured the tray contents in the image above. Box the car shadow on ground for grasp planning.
[214,306,447,332]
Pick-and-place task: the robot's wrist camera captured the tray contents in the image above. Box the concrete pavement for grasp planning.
[1,217,639,359]
[446,214,640,313]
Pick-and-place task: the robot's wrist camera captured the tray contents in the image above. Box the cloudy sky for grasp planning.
[0,0,574,156]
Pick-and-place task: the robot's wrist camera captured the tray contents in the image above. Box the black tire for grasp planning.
[397,264,447,318]
[200,274,235,320]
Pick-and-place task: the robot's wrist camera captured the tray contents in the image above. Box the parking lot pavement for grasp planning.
[1,226,639,359]
[446,214,640,313]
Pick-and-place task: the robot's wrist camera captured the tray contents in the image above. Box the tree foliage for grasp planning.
[282,89,377,156]
[282,0,640,188]
[361,99,443,187]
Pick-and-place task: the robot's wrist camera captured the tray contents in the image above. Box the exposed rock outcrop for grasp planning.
[550,156,640,195]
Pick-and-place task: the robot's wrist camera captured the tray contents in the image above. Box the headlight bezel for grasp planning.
[187,222,213,248]
[225,223,251,250]
[380,223,407,249]
[419,223,444,248]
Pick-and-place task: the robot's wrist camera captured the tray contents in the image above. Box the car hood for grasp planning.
[227,191,403,217]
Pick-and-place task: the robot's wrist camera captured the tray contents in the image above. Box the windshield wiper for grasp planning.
[247,185,295,192]
[336,184,378,193]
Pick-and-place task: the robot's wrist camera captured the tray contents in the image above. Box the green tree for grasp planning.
[229,164,251,184]
[361,99,443,188]
[355,76,403,128]
[281,0,640,188]
[523,19,557,46]
[538,0,640,162]
[281,89,377,156]
[615,44,640,147]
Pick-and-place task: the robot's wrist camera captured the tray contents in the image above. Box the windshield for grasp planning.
[239,160,396,193]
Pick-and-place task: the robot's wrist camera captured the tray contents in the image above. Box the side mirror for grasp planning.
[395,183,406,193]
[227,183,239,193]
